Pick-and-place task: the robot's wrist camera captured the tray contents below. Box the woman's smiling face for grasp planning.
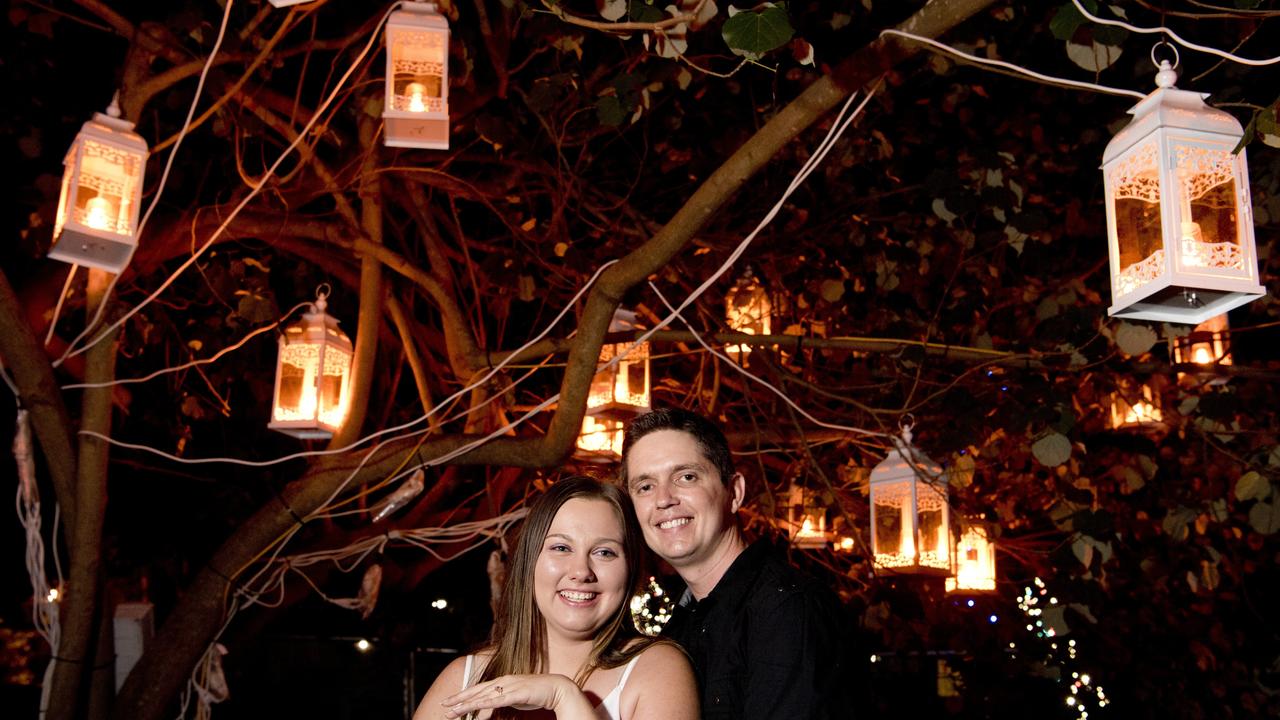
[533,497,629,643]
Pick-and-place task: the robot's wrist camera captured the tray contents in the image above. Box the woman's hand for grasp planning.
[440,673,595,719]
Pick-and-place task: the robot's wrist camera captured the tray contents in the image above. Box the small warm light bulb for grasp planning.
[431,598,448,610]
[1191,346,1212,364]
[47,588,60,603]
[406,82,427,112]
[85,197,114,231]
[838,536,854,552]
[355,638,372,652]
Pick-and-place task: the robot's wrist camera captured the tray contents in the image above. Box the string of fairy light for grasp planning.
[1015,577,1109,718]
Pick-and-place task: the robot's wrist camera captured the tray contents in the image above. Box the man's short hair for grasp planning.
[621,408,736,487]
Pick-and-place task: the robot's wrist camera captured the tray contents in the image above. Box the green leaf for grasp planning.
[722,4,794,59]
[1235,471,1271,502]
[628,0,664,23]
[1248,501,1280,535]
[1162,507,1195,542]
[1049,2,1088,41]
[596,95,627,126]
[1032,432,1072,467]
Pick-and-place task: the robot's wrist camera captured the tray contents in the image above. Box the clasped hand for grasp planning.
[442,673,587,719]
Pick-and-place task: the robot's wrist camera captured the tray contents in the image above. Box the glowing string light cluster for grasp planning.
[1017,577,1108,718]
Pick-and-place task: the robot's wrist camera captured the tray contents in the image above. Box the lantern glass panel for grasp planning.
[389,31,446,113]
[1110,141,1165,297]
[872,478,911,563]
[587,342,650,415]
[725,277,772,356]
[1109,378,1163,429]
[787,486,827,549]
[1172,314,1231,367]
[946,526,997,593]
[1173,145,1242,271]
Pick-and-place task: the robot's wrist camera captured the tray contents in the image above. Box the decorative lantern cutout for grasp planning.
[946,524,997,593]
[786,485,829,549]
[575,416,625,462]
[269,292,353,439]
[725,269,772,359]
[1102,55,1264,324]
[49,98,148,273]
[870,428,951,575]
[1170,313,1232,385]
[383,1,449,149]
[1108,377,1164,431]
[587,309,651,419]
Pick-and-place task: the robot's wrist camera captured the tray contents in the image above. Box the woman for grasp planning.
[413,476,699,720]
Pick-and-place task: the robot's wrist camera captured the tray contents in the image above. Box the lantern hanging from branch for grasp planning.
[1101,52,1264,324]
[870,427,951,575]
[786,484,829,549]
[575,416,625,462]
[587,309,651,419]
[1170,313,1232,385]
[269,290,353,439]
[1108,376,1164,431]
[725,269,772,359]
[383,1,449,149]
[946,524,997,594]
[49,97,148,273]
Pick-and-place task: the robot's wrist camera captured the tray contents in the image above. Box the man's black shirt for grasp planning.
[662,539,848,719]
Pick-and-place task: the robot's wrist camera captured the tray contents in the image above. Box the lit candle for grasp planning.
[406,82,427,113]
[85,196,114,231]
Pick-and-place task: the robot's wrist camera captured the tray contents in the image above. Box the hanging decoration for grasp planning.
[869,425,951,575]
[1170,313,1232,385]
[1108,376,1164,431]
[786,484,829,549]
[1101,48,1264,324]
[586,309,651,418]
[724,268,772,360]
[574,415,625,462]
[383,1,450,149]
[49,96,148,273]
[268,289,354,439]
[946,524,997,593]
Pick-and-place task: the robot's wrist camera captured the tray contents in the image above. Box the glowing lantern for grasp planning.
[725,270,772,358]
[269,292,353,439]
[946,524,997,593]
[1170,313,1232,385]
[1102,57,1264,324]
[1108,377,1164,431]
[575,416,624,462]
[587,309,650,419]
[49,98,148,273]
[870,429,951,575]
[786,485,828,549]
[383,1,449,149]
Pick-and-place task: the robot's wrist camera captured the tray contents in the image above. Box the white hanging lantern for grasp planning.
[575,416,625,462]
[870,428,951,575]
[49,98,148,273]
[383,1,449,149]
[586,309,651,419]
[1102,53,1264,324]
[725,269,772,359]
[269,291,353,439]
[1108,376,1164,431]
[946,524,997,594]
[786,484,829,549]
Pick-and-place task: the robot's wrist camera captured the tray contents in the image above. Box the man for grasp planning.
[621,408,847,719]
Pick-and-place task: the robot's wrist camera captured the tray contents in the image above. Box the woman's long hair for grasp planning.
[478,476,654,706]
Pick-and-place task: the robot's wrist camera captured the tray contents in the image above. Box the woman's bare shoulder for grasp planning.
[623,642,698,720]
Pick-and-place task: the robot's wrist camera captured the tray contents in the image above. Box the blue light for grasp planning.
[967,599,975,607]
[989,614,998,623]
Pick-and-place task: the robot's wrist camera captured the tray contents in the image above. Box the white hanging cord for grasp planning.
[60,301,310,390]
[55,0,239,367]
[649,282,888,440]
[879,29,1145,99]
[75,258,618,467]
[1070,0,1280,66]
[57,3,402,369]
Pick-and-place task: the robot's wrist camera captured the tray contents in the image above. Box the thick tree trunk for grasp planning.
[112,2,996,718]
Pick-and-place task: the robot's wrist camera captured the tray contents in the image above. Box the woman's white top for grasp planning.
[460,654,641,720]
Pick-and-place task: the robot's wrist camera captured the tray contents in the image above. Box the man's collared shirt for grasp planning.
[662,538,847,719]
